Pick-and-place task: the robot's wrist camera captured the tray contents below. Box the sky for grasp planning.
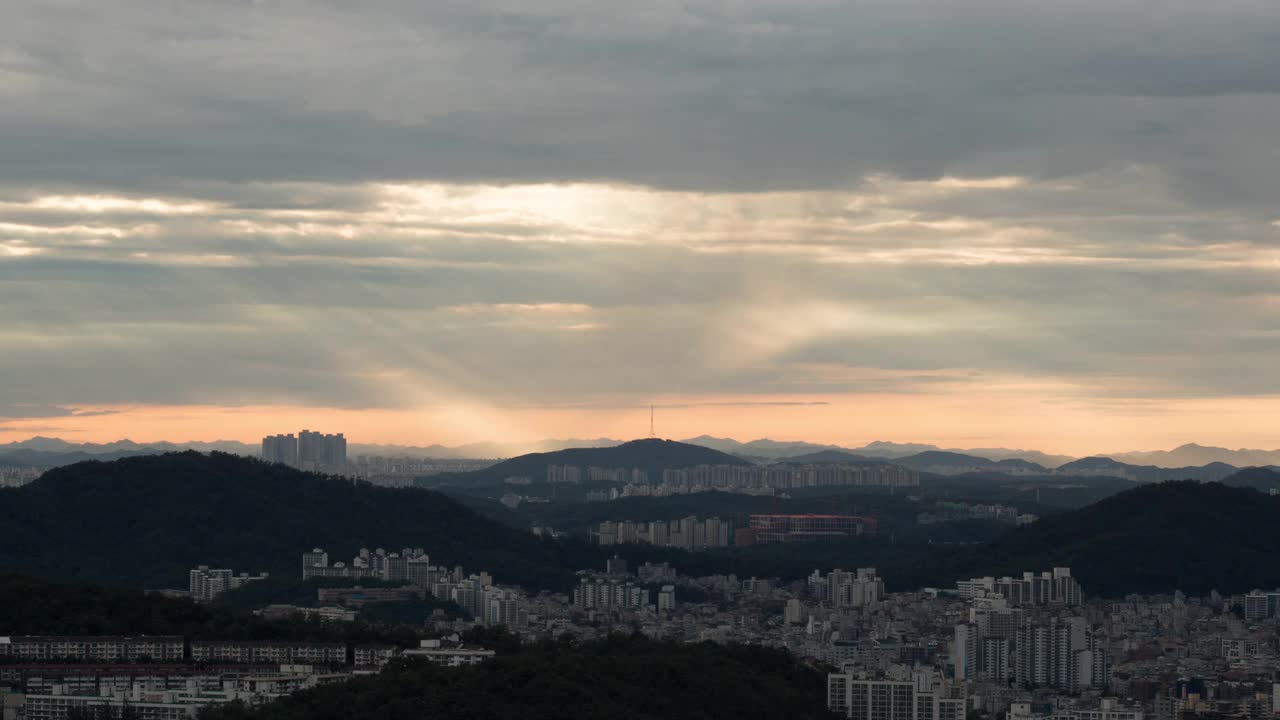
[2,0,1279,455]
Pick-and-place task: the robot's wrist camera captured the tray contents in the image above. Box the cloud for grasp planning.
[1,0,1279,438]
[0,404,118,419]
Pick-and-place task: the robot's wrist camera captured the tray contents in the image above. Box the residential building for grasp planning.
[189,566,269,603]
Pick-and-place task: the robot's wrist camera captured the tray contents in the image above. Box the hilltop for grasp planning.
[1220,466,1280,491]
[419,438,750,488]
[894,451,1049,475]
[0,452,600,590]
[973,481,1280,595]
[1054,457,1237,483]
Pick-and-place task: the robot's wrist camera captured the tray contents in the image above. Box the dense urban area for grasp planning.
[2,434,1280,720]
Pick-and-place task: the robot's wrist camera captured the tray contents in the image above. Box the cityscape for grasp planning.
[4,0,1280,718]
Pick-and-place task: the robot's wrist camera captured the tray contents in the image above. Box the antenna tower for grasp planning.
[650,404,655,437]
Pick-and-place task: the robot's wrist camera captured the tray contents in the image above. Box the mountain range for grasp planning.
[4,435,1280,471]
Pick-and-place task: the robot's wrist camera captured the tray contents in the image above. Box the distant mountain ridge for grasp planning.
[1053,457,1239,483]
[680,436,1075,468]
[1221,466,1280,491]
[5,435,1278,470]
[1110,443,1280,469]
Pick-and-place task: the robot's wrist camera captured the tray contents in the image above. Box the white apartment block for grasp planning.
[189,566,269,604]
[958,568,1082,607]
[828,672,965,720]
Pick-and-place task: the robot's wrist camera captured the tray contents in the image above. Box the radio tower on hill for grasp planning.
[650,404,655,438]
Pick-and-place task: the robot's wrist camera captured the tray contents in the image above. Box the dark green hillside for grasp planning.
[198,634,830,720]
[0,572,412,645]
[977,481,1280,595]
[1221,466,1280,491]
[0,452,602,591]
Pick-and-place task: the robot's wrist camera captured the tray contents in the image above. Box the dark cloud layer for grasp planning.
[1,1,1278,418]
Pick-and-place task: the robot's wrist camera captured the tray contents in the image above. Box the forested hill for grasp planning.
[974,481,1280,595]
[418,438,751,488]
[197,634,830,720]
[0,572,412,645]
[0,452,600,590]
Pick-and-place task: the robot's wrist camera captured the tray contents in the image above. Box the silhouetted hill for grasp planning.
[894,451,1048,475]
[199,634,831,720]
[994,458,1050,473]
[1221,466,1280,491]
[0,452,601,591]
[1054,457,1237,483]
[775,449,881,464]
[420,438,751,488]
[975,481,1280,595]
[1114,443,1280,469]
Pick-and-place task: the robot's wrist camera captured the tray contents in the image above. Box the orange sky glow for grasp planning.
[4,393,1279,456]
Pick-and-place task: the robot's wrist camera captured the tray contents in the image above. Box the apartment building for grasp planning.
[828,671,965,720]
[0,636,184,663]
[190,641,346,665]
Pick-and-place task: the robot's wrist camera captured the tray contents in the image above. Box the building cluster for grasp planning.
[0,635,495,720]
[747,513,877,543]
[957,568,1084,607]
[811,567,1280,720]
[953,607,1109,691]
[546,465,650,484]
[0,467,41,488]
[571,577,654,611]
[349,456,494,487]
[0,637,184,663]
[301,547,433,583]
[12,540,1280,720]
[661,463,919,491]
[189,566,270,603]
[918,502,1038,526]
[827,668,967,720]
[300,548,531,628]
[595,516,735,549]
[585,514,884,548]
[808,568,886,609]
[1241,589,1280,621]
[615,463,920,499]
[261,430,347,472]
[544,462,918,499]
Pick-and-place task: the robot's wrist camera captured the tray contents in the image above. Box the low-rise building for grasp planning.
[190,641,346,665]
